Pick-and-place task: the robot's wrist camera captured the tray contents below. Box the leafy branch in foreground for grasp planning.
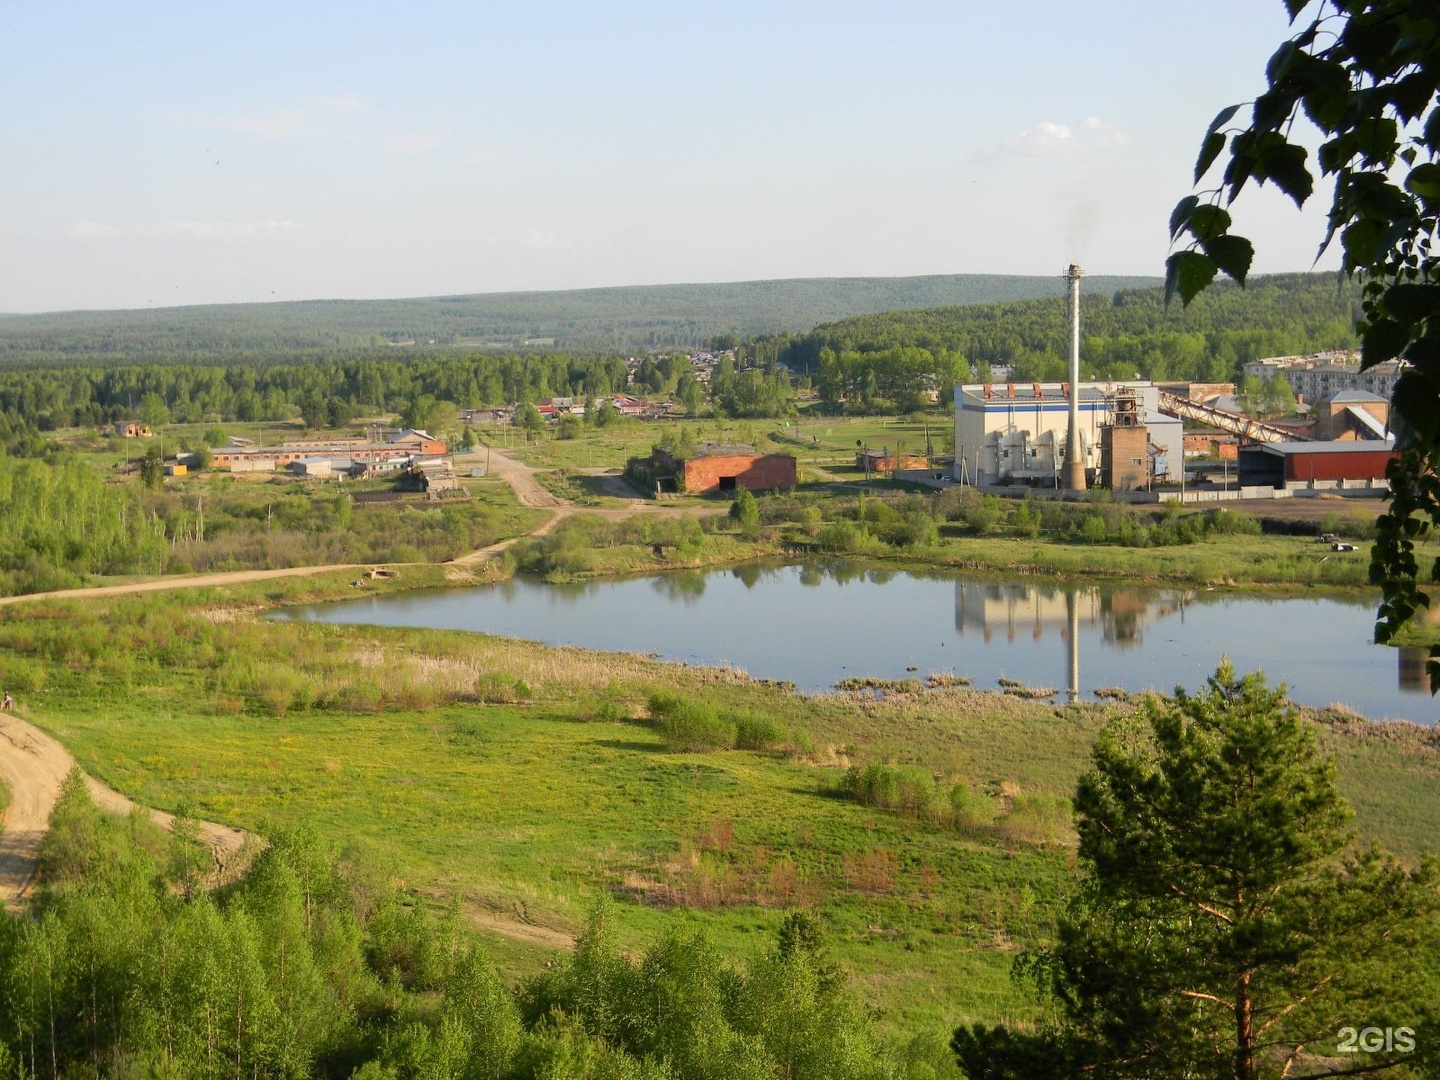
[1167,1,1440,686]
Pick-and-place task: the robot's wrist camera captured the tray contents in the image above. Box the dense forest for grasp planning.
[0,275,1157,365]
[770,273,1360,411]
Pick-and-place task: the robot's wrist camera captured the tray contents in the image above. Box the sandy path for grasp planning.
[0,564,367,609]
[0,712,250,908]
[470,445,567,509]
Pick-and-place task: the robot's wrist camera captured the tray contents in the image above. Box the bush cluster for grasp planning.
[646,692,796,753]
[840,762,1073,844]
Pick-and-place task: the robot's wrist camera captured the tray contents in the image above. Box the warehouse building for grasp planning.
[1237,441,1396,489]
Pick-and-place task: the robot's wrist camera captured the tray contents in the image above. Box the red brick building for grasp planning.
[652,445,797,494]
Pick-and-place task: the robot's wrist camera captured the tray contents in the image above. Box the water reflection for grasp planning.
[277,561,1437,724]
[1399,647,1430,693]
[651,571,707,604]
[953,580,1185,648]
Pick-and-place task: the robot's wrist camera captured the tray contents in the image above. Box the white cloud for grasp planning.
[1011,120,1074,151]
[523,229,562,250]
[381,133,442,156]
[175,94,370,141]
[991,116,1130,164]
[155,220,297,239]
[65,219,297,242]
[66,220,122,240]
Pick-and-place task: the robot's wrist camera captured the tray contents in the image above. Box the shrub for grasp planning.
[729,488,760,529]
[948,780,994,827]
[998,792,1073,845]
[843,762,940,818]
[1079,514,1110,544]
[648,692,734,752]
[1202,507,1261,536]
[1011,500,1041,538]
[474,672,531,704]
[732,709,785,750]
[965,498,1002,536]
[3,656,46,693]
[816,519,864,553]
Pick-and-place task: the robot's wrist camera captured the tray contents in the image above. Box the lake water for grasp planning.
[276,562,1440,725]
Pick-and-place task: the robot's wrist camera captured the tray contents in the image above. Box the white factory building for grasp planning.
[954,381,1182,487]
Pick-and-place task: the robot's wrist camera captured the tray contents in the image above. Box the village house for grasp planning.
[390,429,448,455]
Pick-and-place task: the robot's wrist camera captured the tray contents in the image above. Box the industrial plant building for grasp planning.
[953,381,1182,489]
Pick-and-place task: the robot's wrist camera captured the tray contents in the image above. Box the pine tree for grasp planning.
[954,662,1440,1080]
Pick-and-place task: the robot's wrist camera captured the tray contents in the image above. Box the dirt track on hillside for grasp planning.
[0,712,251,908]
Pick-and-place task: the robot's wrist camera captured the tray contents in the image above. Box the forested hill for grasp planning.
[778,272,1360,386]
[0,274,1157,365]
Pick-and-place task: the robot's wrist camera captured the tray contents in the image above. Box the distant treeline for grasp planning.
[0,274,1363,439]
[767,273,1359,410]
[0,274,1158,365]
[0,354,633,437]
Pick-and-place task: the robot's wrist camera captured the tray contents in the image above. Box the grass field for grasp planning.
[3,572,1437,1046]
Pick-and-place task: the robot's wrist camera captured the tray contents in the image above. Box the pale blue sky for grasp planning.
[0,1,1340,313]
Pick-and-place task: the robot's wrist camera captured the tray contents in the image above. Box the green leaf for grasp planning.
[1265,41,1298,84]
[1361,317,1410,368]
[1200,234,1254,285]
[1169,196,1200,240]
[1252,89,1297,132]
[1341,218,1385,269]
[1383,283,1440,321]
[1186,203,1232,241]
[1164,251,1218,307]
[1388,72,1433,123]
[1204,103,1242,139]
[1405,162,1440,204]
[1297,57,1353,129]
[1391,373,1440,445]
[1193,132,1227,183]
[1318,133,1358,174]
[1424,108,1440,153]
[1254,138,1313,206]
[1355,117,1400,166]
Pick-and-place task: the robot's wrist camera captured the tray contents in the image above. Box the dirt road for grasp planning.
[0,564,369,609]
[0,712,251,908]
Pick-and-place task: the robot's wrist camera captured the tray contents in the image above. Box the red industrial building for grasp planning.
[651,445,797,493]
[1237,441,1396,488]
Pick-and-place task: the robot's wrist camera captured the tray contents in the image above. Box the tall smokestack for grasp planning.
[1062,264,1087,491]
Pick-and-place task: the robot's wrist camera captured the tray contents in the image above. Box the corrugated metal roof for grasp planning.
[1250,440,1395,455]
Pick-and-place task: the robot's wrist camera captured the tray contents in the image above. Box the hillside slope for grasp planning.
[0,273,1159,363]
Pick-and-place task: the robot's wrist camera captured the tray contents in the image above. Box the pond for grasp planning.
[275,561,1440,725]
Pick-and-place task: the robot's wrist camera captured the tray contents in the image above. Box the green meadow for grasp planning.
[3,572,1437,1045]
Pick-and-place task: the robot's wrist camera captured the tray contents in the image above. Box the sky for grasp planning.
[0,1,1343,314]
